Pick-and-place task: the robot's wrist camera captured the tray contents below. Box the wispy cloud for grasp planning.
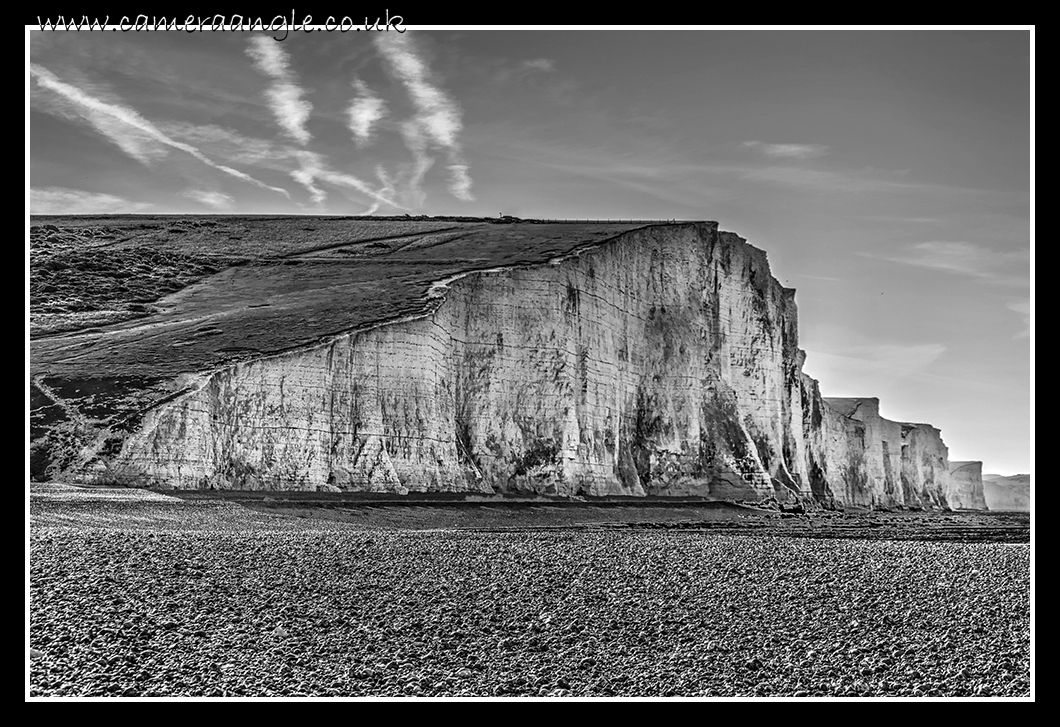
[31,187,153,214]
[374,32,474,201]
[160,121,285,167]
[448,164,474,202]
[375,34,460,147]
[246,37,313,145]
[870,241,1029,285]
[737,165,915,193]
[289,150,402,211]
[289,153,327,206]
[30,64,291,198]
[522,58,555,72]
[743,141,828,160]
[161,119,400,211]
[36,90,169,166]
[394,120,434,208]
[480,143,734,210]
[480,132,932,201]
[184,189,235,211]
[1006,298,1031,339]
[347,78,387,147]
[488,57,561,86]
[804,342,948,390]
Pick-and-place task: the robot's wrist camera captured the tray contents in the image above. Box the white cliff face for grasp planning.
[948,461,988,510]
[98,225,796,498]
[823,399,899,506]
[71,222,986,509]
[803,397,964,509]
[900,424,951,508]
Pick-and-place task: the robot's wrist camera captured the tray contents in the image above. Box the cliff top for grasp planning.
[34,218,726,379]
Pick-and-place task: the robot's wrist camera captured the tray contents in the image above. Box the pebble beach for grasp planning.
[28,485,1032,699]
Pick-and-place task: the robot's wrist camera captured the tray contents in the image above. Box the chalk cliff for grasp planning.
[948,461,988,510]
[31,220,986,508]
[801,398,955,509]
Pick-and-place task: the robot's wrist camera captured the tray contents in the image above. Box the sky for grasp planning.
[27,27,1033,475]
